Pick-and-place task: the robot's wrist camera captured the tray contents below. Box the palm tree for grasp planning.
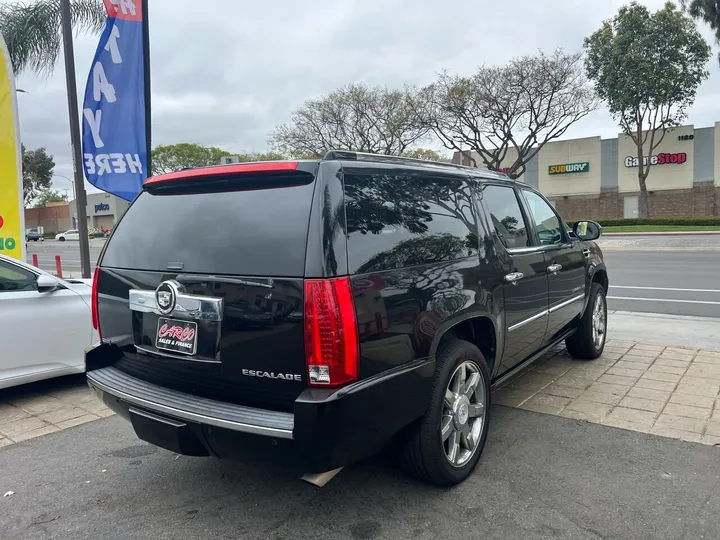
[681,0,720,64]
[0,0,106,77]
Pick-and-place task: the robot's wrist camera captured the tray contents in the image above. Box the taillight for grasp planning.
[304,277,359,387]
[91,266,102,341]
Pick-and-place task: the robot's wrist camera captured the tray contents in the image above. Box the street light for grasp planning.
[52,174,75,201]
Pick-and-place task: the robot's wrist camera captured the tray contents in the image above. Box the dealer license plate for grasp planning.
[156,318,198,355]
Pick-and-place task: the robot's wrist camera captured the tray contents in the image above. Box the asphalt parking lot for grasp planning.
[1,406,719,540]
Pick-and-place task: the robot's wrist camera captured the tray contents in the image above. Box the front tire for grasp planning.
[566,282,607,360]
[58,237,65,242]
[397,339,491,486]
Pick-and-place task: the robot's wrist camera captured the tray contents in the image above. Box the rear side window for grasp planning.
[344,170,479,273]
[101,173,316,277]
[481,184,531,249]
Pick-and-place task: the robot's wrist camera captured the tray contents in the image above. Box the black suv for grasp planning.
[86,152,608,487]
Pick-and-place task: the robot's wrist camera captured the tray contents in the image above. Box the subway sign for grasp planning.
[548,162,589,175]
[624,152,687,168]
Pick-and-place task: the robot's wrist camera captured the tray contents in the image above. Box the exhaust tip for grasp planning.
[300,467,344,487]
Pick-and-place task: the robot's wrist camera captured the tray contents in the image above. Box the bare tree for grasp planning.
[414,49,599,178]
[270,83,430,158]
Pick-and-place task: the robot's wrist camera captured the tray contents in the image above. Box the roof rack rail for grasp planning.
[321,149,509,178]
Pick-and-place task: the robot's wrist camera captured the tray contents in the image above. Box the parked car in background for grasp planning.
[55,229,80,242]
[0,254,97,389]
[85,152,608,487]
[25,228,44,242]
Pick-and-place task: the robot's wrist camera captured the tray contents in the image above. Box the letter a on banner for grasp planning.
[82,0,148,201]
[0,30,25,262]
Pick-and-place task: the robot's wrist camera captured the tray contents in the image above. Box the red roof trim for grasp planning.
[143,161,300,186]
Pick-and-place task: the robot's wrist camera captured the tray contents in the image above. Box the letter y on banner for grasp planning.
[82,0,148,201]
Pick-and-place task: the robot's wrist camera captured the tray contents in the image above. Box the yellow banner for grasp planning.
[0,30,24,261]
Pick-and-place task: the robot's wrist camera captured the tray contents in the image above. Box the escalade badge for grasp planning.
[242,369,302,382]
[155,280,182,316]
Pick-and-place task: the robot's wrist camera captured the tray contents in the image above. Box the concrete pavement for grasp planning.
[496,340,720,445]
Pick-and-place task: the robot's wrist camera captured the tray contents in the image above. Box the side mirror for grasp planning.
[572,220,602,241]
[36,274,60,293]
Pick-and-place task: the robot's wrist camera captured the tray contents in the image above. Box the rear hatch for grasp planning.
[95,162,319,412]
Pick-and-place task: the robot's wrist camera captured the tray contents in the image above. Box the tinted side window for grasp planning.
[481,185,530,249]
[522,189,563,246]
[0,260,37,292]
[344,170,479,273]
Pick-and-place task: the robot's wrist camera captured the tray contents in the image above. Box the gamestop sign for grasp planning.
[624,152,687,168]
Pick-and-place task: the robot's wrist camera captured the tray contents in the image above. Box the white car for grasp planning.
[55,229,80,241]
[0,254,98,389]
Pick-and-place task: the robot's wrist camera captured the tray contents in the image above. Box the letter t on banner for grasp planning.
[82,0,151,202]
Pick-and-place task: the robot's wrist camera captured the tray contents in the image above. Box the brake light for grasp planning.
[143,161,300,186]
[91,266,102,341]
[304,277,359,387]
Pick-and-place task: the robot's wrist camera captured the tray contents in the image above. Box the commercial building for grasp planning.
[69,192,130,231]
[24,201,71,234]
[453,122,720,220]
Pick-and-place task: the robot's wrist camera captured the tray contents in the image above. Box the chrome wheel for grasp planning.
[441,361,487,468]
[592,293,606,349]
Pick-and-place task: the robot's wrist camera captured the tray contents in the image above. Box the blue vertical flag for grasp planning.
[81,0,148,201]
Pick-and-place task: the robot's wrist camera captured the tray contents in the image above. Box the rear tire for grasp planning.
[397,339,491,486]
[566,282,607,360]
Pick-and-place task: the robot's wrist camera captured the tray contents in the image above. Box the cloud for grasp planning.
[4,0,720,196]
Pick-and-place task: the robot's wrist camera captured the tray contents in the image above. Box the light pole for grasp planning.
[52,174,75,201]
[60,0,91,278]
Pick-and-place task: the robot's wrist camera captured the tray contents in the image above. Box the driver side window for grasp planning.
[522,189,563,246]
[0,260,38,293]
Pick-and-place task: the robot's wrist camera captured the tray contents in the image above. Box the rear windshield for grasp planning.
[101,173,316,277]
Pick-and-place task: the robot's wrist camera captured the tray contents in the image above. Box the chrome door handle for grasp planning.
[504,272,524,284]
[547,264,562,274]
[582,248,591,258]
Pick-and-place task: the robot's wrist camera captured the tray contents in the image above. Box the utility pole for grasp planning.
[142,0,152,175]
[60,0,91,278]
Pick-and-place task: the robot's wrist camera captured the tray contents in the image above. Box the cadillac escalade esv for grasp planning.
[85,151,608,486]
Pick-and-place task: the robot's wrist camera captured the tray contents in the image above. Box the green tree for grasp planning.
[151,143,286,175]
[22,144,55,206]
[680,0,720,64]
[413,49,599,178]
[270,83,430,158]
[584,1,711,217]
[151,143,233,174]
[401,148,451,162]
[33,189,67,208]
[0,0,106,77]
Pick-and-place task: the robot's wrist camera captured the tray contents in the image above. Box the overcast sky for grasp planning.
[8,0,720,197]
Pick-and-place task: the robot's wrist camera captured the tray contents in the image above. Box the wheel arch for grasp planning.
[592,266,608,292]
[429,315,499,376]
[582,264,608,316]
